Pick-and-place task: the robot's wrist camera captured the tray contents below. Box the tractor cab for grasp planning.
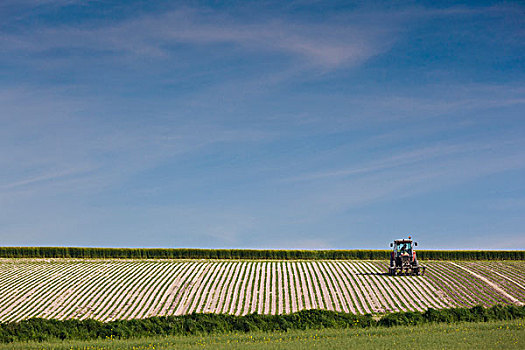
[394,239,412,255]
[392,239,415,258]
[388,236,425,276]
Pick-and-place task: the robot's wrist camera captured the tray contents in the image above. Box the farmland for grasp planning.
[0,259,523,322]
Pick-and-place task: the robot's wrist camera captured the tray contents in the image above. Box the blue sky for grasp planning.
[1,0,524,249]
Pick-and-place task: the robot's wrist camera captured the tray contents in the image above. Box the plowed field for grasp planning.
[0,259,523,322]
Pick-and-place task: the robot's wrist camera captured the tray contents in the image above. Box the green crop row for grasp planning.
[0,305,524,343]
[0,247,523,260]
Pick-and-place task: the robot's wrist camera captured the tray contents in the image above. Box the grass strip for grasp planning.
[0,304,524,343]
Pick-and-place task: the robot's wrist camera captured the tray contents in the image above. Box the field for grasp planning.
[0,319,523,350]
[0,259,523,322]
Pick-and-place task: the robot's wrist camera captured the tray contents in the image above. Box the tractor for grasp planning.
[388,236,426,276]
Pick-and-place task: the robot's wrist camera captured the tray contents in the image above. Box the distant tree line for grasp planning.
[0,247,523,260]
[0,305,523,343]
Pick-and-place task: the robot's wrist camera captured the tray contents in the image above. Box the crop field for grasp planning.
[0,259,523,322]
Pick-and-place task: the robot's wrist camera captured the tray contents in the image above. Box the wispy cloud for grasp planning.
[1,166,96,190]
[286,138,524,183]
[1,7,398,69]
[271,136,525,226]
[0,87,275,198]
[2,2,522,74]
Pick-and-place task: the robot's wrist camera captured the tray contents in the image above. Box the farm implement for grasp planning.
[388,236,426,276]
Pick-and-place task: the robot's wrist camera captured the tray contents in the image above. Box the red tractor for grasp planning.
[388,236,426,276]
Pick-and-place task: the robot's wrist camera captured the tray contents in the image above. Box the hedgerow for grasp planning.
[0,305,523,343]
[0,247,523,260]
[377,304,525,326]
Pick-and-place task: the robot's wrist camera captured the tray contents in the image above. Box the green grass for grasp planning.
[0,319,523,350]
